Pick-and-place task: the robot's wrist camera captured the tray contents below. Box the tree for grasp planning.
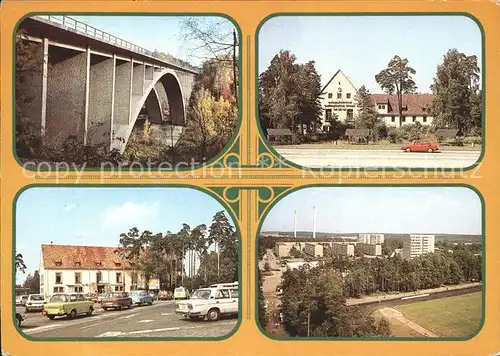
[208,211,238,282]
[15,253,26,274]
[430,49,481,135]
[375,55,417,127]
[354,85,380,140]
[376,318,391,337]
[258,269,268,327]
[259,50,322,134]
[180,17,239,105]
[23,271,40,294]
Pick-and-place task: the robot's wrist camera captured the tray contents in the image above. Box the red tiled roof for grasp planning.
[41,244,134,270]
[371,93,434,116]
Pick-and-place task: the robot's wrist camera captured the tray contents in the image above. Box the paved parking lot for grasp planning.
[15,301,237,338]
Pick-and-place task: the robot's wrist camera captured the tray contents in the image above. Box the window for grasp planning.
[55,260,62,267]
[378,105,382,109]
[413,116,417,122]
[325,109,333,122]
[346,93,351,99]
[76,294,85,301]
[423,116,427,123]
[116,272,122,284]
[95,261,102,267]
[337,93,342,99]
[75,286,83,293]
[75,272,81,284]
[69,294,77,302]
[74,261,81,267]
[53,287,64,293]
[391,116,395,122]
[402,116,406,122]
[115,286,124,292]
[230,289,239,298]
[55,272,62,284]
[338,81,340,85]
[328,93,333,99]
[131,272,138,285]
[96,272,102,283]
[346,109,354,121]
[215,290,230,299]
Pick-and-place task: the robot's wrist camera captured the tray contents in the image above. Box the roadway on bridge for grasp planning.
[17,301,237,338]
[273,147,481,169]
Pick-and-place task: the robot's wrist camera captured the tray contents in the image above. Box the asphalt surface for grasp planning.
[356,285,482,318]
[274,148,481,169]
[15,301,237,338]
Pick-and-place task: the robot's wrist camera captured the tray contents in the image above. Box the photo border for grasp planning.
[11,183,243,342]
[253,183,486,341]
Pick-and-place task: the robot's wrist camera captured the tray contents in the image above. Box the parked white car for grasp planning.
[175,282,238,321]
[25,294,45,312]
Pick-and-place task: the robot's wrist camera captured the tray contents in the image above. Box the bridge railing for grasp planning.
[33,15,199,73]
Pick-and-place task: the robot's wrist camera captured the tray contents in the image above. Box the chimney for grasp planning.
[294,210,297,239]
[313,206,316,239]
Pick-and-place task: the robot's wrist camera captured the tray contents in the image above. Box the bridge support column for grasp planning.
[113,59,133,145]
[46,48,87,145]
[87,55,115,147]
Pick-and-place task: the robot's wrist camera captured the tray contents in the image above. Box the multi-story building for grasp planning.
[304,243,324,258]
[319,69,434,131]
[358,233,385,245]
[357,243,382,256]
[402,235,435,260]
[274,242,306,258]
[331,243,355,257]
[39,244,146,297]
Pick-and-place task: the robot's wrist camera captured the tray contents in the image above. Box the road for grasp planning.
[16,301,237,338]
[274,148,481,169]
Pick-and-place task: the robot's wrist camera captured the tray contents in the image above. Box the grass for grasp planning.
[393,292,482,337]
[372,310,423,337]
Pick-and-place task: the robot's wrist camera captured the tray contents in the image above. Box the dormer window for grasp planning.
[74,261,81,267]
[95,261,102,267]
[115,262,121,267]
[55,259,62,267]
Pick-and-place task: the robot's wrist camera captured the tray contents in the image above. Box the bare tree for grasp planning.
[180,17,239,105]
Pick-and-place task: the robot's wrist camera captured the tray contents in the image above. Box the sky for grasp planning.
[15,187,235,282]
[261,187,482,236]
[258,16,483,93]
[68,15,236,67]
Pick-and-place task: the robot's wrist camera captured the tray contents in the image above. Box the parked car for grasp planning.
[175,282,238,321]
[18,295,28,306]
[97,293,108,304]
[15,296,25,306]
[25,294,45,312]
[42,293,94,320]
[83,293,98,303]
[157,290,172,300]
[101,292,133,311]
[129,290,154,306]
[401,141,440,153]
[15,312,25,327]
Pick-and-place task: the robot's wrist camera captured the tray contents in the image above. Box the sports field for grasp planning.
[394,292,482,337]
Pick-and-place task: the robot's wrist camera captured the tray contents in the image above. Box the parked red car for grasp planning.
[401,141,440,153]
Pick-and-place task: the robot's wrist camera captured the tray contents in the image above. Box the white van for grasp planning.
[175,282,238,321]
[25,294,45,312]
[173,286,188,300]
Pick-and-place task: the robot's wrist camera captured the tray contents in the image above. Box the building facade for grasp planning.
[358,233,385,245]
[274,242,306,258]
[357,243,382,256]
[319,69,435,131]
[304,243,324,258]
[39,244,146,297]
[402,235,435,260]
[331,243,355,257]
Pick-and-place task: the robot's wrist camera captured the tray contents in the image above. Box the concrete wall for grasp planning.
[114,59,132,128]
[87,56,114,146]
[46,49,87,145]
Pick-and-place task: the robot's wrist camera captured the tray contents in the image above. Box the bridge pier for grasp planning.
[113,59,133,142]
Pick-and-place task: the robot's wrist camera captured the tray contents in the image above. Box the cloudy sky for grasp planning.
[15,187,234,282]
[261,187,482,236]
[259,15,482,92]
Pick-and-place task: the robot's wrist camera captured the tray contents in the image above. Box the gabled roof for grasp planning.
[371,93,434,116]
[320,69,358,94]
[41,244,134,270]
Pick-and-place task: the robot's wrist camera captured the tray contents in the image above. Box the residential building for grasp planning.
[358,233,385,245]
[39,244,146,297]
[305,243,324,258]
[274,242,305,258]
[402,235,435,260]
[319,69,435,131]
[331,243,355,257]
[357,243,382,256]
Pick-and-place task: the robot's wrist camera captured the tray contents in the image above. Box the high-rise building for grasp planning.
[402,235,435,259]
[357,243,382,256]
[331,243,355,257]
[358,233,385,245]
[305,243,323,258]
